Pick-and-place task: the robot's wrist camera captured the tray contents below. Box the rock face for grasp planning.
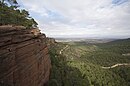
[46,37,56,47]
[0,26,51,86]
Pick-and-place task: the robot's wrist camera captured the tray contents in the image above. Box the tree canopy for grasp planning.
[0,0,38,28]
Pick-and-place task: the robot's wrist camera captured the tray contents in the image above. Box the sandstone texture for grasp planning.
[0,26,51,86]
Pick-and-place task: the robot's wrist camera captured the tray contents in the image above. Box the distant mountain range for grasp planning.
[55,38,117,43]
[55,38,130,43]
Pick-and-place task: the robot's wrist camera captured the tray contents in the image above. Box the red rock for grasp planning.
[0,26,51,86]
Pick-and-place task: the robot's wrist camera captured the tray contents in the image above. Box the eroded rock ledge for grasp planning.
[0,26,51,86]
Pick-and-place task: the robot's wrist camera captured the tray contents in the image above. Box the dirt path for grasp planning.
[59,45,69,54]
[122,53,130,56]
[102,63,130,69]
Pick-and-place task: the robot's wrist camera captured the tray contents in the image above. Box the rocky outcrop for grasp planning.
[46,38,56,47]
[0,26,51,86]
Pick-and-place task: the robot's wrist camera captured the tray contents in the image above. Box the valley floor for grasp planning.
[48,39,130,86]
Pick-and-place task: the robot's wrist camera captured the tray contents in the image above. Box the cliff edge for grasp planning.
[0,26,51,86]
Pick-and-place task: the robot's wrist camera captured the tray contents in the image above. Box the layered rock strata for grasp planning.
[0,26,51,86]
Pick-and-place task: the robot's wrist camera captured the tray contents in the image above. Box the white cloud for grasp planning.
[17,0,130,38]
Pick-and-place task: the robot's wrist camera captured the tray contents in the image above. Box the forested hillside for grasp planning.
[0,0,38,28]
[48,39,130,86]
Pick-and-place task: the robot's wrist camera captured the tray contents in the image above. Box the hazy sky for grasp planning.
[17,0,130,38]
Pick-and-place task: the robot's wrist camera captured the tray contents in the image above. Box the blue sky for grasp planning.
[17,0,130,38]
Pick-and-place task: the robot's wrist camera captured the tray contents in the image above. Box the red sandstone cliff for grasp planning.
[0,26,51,86]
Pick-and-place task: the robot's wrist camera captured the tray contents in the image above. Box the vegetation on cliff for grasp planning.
[0,0,38,28]
[48,39,130,86]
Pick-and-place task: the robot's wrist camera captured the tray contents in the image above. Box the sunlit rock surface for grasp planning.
[0,26,51,86]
